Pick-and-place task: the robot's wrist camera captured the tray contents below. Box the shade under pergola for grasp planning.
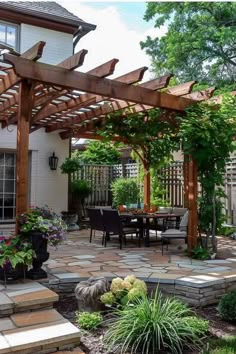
[0,41,224,250]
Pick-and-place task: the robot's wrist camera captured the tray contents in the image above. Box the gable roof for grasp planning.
[0,1,96,35]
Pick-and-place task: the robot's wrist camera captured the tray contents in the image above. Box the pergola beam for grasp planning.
[46,74,172,133]
[4,54,195,111]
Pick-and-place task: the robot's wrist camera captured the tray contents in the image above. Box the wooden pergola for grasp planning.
[0,41,220,250]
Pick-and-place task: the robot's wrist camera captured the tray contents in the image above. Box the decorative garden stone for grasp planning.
[75,277,110,312]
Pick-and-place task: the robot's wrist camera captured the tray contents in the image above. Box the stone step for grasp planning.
[0,308,80,354]
[0,281,58,316]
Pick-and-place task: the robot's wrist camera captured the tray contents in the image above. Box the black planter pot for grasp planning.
[0,263,27,282]
[26,232,49,280]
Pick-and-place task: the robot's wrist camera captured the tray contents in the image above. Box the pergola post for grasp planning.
[144,167,151,207]
[183,155,198,251]
[16,79,33,220]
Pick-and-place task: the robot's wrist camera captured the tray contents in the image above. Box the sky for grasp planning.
[55,1,166,80]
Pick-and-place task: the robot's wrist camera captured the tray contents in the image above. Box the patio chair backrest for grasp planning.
[179,210,189,232]
[172,207,188,216]
[87,208,104,232]
[158,207,173,214]
[94,206,112,209]
[102,209,122,235]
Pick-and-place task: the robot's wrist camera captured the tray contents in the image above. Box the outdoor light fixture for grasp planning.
[49,152,59,170]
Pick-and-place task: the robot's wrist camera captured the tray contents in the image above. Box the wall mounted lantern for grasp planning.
[49,152,59,170]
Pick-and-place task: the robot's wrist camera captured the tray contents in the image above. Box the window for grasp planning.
[0,21,18,49]
[0,152,16,221]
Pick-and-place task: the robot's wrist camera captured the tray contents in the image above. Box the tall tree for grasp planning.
[141,2,236,87]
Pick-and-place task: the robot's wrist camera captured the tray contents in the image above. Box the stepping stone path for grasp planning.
[0,281,81,354]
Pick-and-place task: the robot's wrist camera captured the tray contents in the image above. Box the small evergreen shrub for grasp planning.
[111,178,139,207]
[104,289,208,354]
[217,290,236,322]
[75,311,102,330]
[191,246,211,260]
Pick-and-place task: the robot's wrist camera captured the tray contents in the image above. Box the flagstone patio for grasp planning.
[46,229,236,282]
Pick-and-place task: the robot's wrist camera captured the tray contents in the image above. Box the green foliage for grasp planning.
[79,141,121,165]
[217,290,236,322]
[191,246,211,260]
[100,108,178,169]
[100,276,147,307]
[71,180,92,200]
[141,2,236,87]
[111,178,139,207]
[60,156,81,174]
[218,225,236,237]
[151,167,170,207]
[203,336,236,354]
[0,235,34,269]
[104,288,208,354]
[75,311,102,330]
[178,95,236,250]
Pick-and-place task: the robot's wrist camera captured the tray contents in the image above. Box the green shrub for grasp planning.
[75,311,102,330]
[191,246,211,260]
[217,290,236,322]
[104,289,208,354]
[100,276,147,306]
[203,336,236,354]
[111,178,139,207]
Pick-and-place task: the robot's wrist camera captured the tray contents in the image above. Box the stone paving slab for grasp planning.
[2,319,80,353]
[0,293,14,311]
[11,309,64,327]
[11,289,58,309]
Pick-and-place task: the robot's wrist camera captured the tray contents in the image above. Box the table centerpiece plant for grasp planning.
[17,205,67,279]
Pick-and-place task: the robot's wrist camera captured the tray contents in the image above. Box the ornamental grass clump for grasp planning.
[100,275,147,306]
[104,289,208,354]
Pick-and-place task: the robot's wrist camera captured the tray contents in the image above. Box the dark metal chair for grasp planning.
[87,208,105,243]
[102,209,140,249]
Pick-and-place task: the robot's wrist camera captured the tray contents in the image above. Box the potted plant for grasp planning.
[0,234,33,282]
[71,179,92,220]
[18,206,67,279]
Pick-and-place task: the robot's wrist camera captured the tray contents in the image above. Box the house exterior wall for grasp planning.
[0,21,72,220]
[20,24,73,64]
[0,126,69,215]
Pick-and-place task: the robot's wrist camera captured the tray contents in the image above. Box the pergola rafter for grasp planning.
[0,41,223,250]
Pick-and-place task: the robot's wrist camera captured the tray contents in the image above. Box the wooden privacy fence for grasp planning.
[71,158,236,223]
[72,163,139,209]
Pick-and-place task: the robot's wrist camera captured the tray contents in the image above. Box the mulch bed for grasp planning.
[55,295,236,354]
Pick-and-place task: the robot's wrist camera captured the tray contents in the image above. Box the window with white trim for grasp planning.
[0,21,18,49]
[0,152,16,221]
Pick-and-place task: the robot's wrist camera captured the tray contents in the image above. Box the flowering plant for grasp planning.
[0,234,33,269]
[100,275,147,306]
[18,206,67,247]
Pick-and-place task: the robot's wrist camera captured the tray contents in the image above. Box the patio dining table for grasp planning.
[120,212,180,247]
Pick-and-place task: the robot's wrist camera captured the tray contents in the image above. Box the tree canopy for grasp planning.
[141,2,236,87]
[99,108,179,170]
[78,140,121,165]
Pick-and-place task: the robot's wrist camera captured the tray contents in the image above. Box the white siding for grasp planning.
[0,23,73,218]
[20,24,73,64]
[0,126,69,215]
